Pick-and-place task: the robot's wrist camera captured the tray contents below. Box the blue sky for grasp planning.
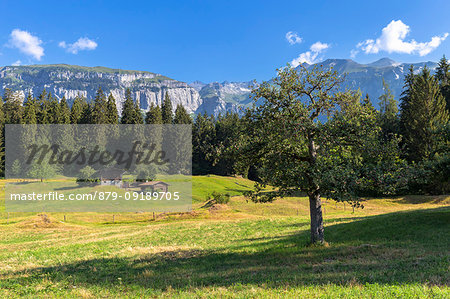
[0,0,449,83]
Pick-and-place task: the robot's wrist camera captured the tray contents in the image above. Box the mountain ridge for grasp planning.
[0,58,439,115]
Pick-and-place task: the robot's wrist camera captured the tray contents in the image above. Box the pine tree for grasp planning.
[106,93,119,124]
[161,92,173,124]
[173,104,192,124]
[401,67,449,161]
[145,103,163,124]
[91,87,108,124]
[23,93,38,124]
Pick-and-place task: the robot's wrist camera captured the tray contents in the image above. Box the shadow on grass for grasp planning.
[3,207,449,290]
[396,195,449,205]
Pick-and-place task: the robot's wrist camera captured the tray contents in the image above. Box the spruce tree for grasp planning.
[41,91,60,124]
[435,55,450,111]
[106,93,119,124]
[23,93,38,124]
[0,98,4,177]
[70,95,88,124]
[91,87,108,124]
[134,100,144,124]
[192,112,216,174]
[401,67,449,161]
[59,96,71,124]
[3,88,23,124]
[173,104,192,124]
[161,92,173,124]
[79,102,92,124]
[378,79,398,137]
[145,103,163,124]
[37,89,50,124]
[121,88,137,124]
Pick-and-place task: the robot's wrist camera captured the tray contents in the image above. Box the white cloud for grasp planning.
[310,41,328,52]
[11,60,21,66]
[8,29,44,60]
[350,49,359,58]
[286,31,302,45]
[59,37,98,54]
[356,20,448,56]
[291,41,330,66]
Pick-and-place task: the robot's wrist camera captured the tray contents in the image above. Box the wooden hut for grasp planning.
[137,181,169,192]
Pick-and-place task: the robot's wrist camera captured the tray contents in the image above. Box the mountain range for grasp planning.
[0,58,438,116]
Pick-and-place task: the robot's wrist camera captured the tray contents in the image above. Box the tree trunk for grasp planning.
[307,135,324,244]
[309,191,324,244]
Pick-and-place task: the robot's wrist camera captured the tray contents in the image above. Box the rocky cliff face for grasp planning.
[301,58,438,104]
[193,81,253,116]
[0,64,202,114]
[0,58,439,116]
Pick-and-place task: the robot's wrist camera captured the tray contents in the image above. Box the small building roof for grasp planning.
[137,181,169,186]
[98,168,124,180]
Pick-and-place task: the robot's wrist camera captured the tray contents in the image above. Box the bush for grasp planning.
[407,155,450,195]
[76,166,99,185]
[207,191,231,204]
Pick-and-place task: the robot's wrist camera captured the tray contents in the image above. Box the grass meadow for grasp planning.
[0,175,449,298]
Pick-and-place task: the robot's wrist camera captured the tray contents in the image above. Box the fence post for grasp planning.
[7,212,9,224]
[113,215,115,224]
[64,215,66,222]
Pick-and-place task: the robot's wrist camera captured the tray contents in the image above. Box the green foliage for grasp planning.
[242,65,367,203]
[76,166,99,185]
[23,93,38,124]
[161,92,173,124]
[378,79,399,137]
[173,104,192,124]
[10,159,21,177]
[27,161,59,182]
[70,95,88,124]
[106,93,119,124]
[145,103,163,124]
[121,89,142,124]
[91,87,109,124]
[3,88,23,124]
[435,55,450,111]
[134,164,157,182]
[192,113,216,174]
[207,190,230,204]
[400,67,449,162]
[58,97,71,124]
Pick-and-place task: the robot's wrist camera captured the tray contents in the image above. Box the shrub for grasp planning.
[207,191,231,204]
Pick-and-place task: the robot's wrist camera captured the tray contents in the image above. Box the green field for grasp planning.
[0,176,449,298]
